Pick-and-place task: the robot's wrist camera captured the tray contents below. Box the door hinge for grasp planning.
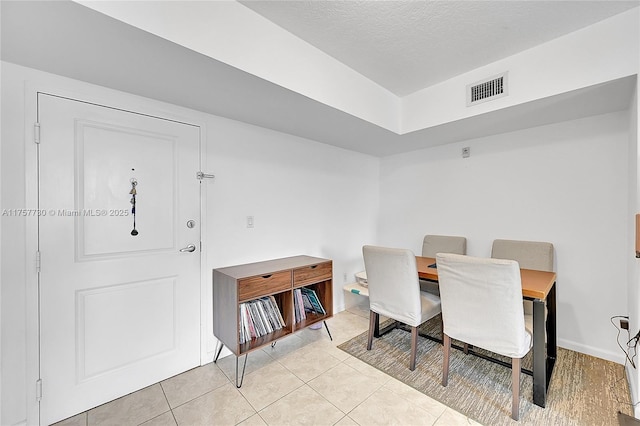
[36,378,42,401]
[34,123,41,144]
[35,251,41,273]
[196,171,215,180]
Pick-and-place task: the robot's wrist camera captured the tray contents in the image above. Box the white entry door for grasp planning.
[38,93,201,425]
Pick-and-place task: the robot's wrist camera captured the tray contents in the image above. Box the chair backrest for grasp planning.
[436,253,532,358]
[362,245,422,326]
[422,235,467,257]
[491,239,554,272]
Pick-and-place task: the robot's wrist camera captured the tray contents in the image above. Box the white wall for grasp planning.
[378,112,630,363]
[201,114,380,357]
[629,74,640,417]
[0,44,4,426]
[1,62,30,425]
[0,61,379,425]
[631,10,640,416]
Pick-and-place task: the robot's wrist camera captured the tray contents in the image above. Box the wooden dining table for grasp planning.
[377,256,557,408]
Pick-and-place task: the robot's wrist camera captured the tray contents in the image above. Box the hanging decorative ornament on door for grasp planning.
[130,178,138,236]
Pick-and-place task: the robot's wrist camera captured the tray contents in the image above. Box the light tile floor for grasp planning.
[54,306,480,426]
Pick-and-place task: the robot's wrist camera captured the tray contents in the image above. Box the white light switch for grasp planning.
[246,216,254,228]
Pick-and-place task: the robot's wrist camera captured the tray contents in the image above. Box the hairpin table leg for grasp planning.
[213,340,224,363]
[236,353,248,388]
[323,321,333,341]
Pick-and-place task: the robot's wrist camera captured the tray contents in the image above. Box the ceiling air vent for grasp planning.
[466,72,508,106]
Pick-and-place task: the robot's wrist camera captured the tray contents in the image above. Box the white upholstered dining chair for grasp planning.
[362,245,442,371]
[491,239,554,315]
[420,234,467,295]
[436,253,532,421]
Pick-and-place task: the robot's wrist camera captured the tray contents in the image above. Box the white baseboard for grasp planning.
[558,338,626,364]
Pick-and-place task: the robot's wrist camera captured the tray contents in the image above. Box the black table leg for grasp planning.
[546,283,557,387]
[373,315,399,338]
[532,297,546,407]
[532,281,556,408]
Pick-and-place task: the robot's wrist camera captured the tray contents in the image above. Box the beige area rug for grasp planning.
[338,316,633,425]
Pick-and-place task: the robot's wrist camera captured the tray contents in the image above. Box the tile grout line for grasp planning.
[233,324,364,425]
[324,356,373,426]
[78,312,372,426]
[157,374,233,421]
[156,381,179,426]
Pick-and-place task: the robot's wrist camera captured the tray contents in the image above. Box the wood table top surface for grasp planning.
[416,256,556,300]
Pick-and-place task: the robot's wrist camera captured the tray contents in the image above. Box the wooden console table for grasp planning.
[212,255,333,386]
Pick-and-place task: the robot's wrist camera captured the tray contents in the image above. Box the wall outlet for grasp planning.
[462,147,470,158]
[343,272,347,283]
[621,318,629,330]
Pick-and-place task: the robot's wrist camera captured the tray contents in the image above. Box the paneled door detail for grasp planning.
[37,94,201,425]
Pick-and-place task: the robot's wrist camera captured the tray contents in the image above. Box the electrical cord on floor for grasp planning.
[612,315,637,368]
[630,329,640,363]
[610,315,640,411]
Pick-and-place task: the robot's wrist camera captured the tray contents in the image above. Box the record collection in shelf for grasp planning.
[239,296,286,344]
[294,287,326,323]
[239,287,329,344]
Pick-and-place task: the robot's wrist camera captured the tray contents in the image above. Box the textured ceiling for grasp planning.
[1,1,637,156]
[240,0,639,96]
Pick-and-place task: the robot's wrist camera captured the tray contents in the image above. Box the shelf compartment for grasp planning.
[292,281,332,332]
[293,312,327,331]
[238,291,293,350]
[239,327,291,355]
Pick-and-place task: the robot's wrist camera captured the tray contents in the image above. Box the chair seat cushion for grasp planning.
[419,291,442,325]
[372,290,441,327]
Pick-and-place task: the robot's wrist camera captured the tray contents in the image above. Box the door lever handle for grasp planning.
[179,244,196,253]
